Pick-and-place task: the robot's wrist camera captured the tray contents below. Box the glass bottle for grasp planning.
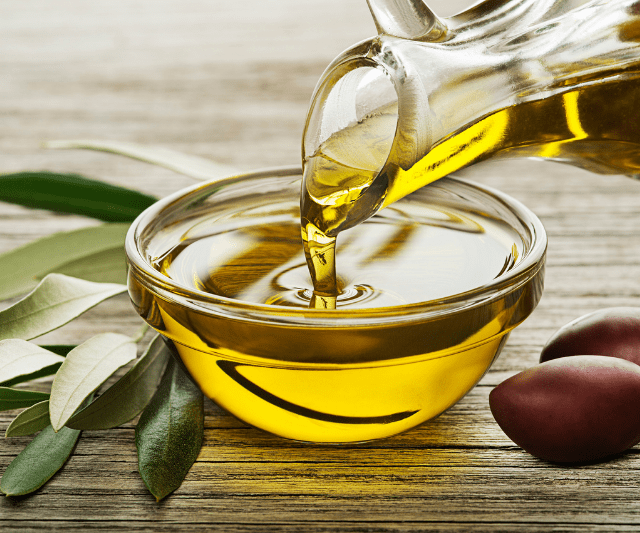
[301,0,640,239]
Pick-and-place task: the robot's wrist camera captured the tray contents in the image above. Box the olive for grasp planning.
[540,307,640,365]
[489,355,640,463]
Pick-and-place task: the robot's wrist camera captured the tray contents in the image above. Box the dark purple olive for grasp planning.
[489,355,640,463]
[540,307,640,365]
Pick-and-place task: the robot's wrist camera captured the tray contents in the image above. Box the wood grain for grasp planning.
[2,0,640,531]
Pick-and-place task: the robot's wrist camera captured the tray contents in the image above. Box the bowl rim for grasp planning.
[125,165,547,327]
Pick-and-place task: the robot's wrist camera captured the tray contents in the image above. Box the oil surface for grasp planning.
[160,198,521,310]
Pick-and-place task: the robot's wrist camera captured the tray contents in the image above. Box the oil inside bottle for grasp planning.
[301,76,640,306]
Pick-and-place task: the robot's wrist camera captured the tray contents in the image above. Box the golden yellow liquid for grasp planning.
[301,76,640,304]
[134,179,541,442]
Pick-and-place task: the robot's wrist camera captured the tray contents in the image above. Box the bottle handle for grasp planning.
[366,0,447,40]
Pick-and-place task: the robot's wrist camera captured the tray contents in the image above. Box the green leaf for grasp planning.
[136,357,204,501]
[46,140,239,182]
[0,274,127,341]
[0,387,49,411]
[39,345,76,357]
[49,333,137,431]
[0,340,65,387]
[0,171,157,222]
[5,400,50,437]
[66,335,170,430]
[54,247,128,286]
[0,424,80,496]
[0,223,129,301]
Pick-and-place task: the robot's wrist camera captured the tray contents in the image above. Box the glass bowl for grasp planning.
[125,166,546,443]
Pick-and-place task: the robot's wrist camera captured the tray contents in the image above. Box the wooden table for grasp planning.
[2,0,640,530]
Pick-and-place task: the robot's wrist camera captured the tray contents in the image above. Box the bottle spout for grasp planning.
[366,0,447,41]
[301,60,403,237]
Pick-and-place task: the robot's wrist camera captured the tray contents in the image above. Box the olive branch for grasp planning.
[0,142,235,500]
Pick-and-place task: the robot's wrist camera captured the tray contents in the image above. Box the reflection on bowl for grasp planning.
[125,166,546,443]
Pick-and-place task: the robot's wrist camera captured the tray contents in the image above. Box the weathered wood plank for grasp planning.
[0,523,631,533]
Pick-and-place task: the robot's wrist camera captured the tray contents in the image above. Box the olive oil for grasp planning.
[301,77,640,304]
[133,172,544,442]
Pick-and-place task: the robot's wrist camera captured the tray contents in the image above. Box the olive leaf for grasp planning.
[66,335,170,430]
[0,274,127,341]
[0,387,49,411]
[0,340,65,387]
[49,333,137,431]
[0,223,129,301]
[136,357,204,501]
[0,171,156,222]
[54,247,128,286]
[46,139,239,182]
[0,424,81,496]
[5,400,50,437]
